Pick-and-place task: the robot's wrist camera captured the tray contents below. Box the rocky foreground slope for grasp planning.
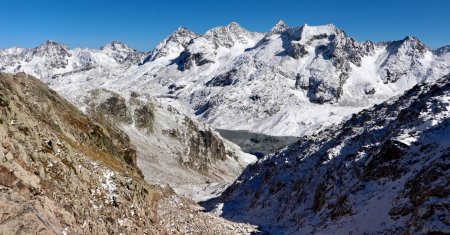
[0,72,257,234]
[205,75,450,234]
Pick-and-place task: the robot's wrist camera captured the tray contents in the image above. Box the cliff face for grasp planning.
[0,72,257,234]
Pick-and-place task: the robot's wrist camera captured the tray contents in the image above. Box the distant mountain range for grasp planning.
[1,20,449,137]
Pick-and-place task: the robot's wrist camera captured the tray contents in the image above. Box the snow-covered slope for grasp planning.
[1,21,450,138]
[80,88,255,200]
[204,74,450,234]
[143,26,199,63]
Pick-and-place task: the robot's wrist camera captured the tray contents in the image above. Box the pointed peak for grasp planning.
[434,45,450,56]
[204,22,259,48]
[275,19,288,29]
[36,40,68,50]
[226,22,250,33]
[32,40,70,57]
[206,22,246,33]
[276,19,286,25]
[402,35,419,42]
[209,22,246,32]
[40,40,63,47]
[227,22,241,28]
[148,26,198,62]
[387,35,429,54]
[110,40,126,46]
[175,26,189,32]
[206,22,249,37]
[398,36,427,47]
[386,36,423,47]
[101,41,132,51]
[270,19,288,34]
[175,26,195,34]
[169,26,197,39]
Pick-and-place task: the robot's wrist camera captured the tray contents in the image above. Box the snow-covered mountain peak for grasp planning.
[144,26,198,62]
[36,40,67,49]
[175,25,189,31]
[0,40,74,78]
[40,39,65,47]
[163,22,264,71]
[224,22,241,29]
[208,22,244,32]
[387,36,429,54]
[0,39,148,78]
[169,26,198,39]
[100,40,145,64]
[268,19,288,35]
[402,35,427,48]
[204,22,262,48]
[33,40,71,57]
[435,45,450,56]
[0,46,26,56]
[286,23,340,43]
[379,36,432,83]
[101,40,131,51]
[301,23,337,35]
[403,35,421,42]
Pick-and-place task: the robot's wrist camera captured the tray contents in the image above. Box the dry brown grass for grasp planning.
[0,165,17,187]
[62,112,89,132]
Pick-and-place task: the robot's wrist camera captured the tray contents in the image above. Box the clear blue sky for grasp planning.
[1,0,449,51]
